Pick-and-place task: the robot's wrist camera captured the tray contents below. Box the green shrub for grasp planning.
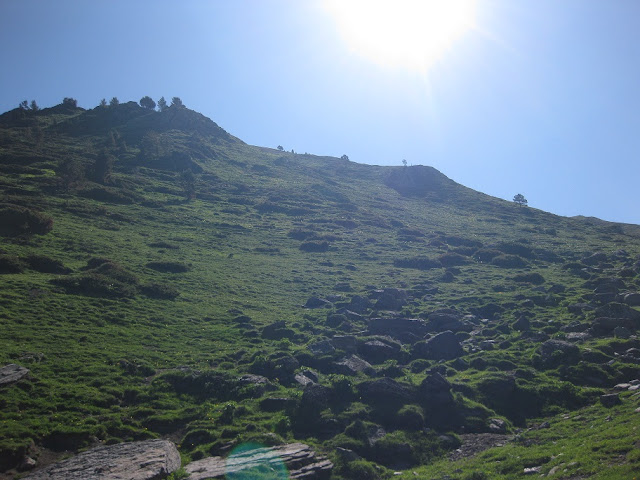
[491,254,527,268]
[25,255,71,274]
[0,255,25,274]
[299,241,329,252]
[140,282,180,299]
[146,261,190,273]
[0,205,53,236]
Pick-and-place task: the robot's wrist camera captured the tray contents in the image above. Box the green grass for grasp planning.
[1,101,640,477]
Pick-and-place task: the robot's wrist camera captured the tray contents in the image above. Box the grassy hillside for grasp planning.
[1,99,640,479]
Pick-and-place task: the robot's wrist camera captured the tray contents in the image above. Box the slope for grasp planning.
[0,99,639,479]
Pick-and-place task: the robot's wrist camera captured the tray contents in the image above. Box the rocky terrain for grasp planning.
[1,99,640,479]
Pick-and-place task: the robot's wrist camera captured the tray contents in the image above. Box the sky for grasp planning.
[2,0,640,224]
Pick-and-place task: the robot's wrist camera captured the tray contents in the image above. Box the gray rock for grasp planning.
[185,443,332,480]
[304,297,333,309]
[624,293,640,306]
[334,355,375,376]
[489,418,508,433]
[418,372,453,407]
[614,326,632,339]
[412,331,464,361]
[348,295,371,313]
[373,289,408,311]
[600,393,622,408]
[331,335,357,352]
[358,340,398,364]
[512,316,530,331]
[294,373,316,387]
[308,340,335,356]
[536,340,580,368]
[22,439,180,480]
[358,378,413,405]
[368,317,428,337]
[426,313,471,333]
[0,364,29,386]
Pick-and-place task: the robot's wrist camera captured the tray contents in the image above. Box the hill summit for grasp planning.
[1,98,640,479]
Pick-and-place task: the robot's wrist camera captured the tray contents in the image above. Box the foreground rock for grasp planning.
[22,439,180,480]
[185,443,332,479]
[0,364,29,386]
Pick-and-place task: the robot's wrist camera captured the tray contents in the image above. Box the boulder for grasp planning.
[535,340,580,368]
[21,439,180,480]
[418,372,454,407]
[358,340,399,364]
[591,317,637,336]
[624,293,640,306]
[426,313,471,333]
[368,317,428,337]
[0,364,29,386]
[300,383,331,412]
[348,295,371,313]
[412,331,463,361]
[333,355,375,376]
[304,296,333,309]
[358,378,413,405]
[261,321,296,340]
[185,443,333,480]
[308,340,335,356]
[331,335,357,352]
[512,316,530,331]
[600,393,621,408]
[373,288,408,311]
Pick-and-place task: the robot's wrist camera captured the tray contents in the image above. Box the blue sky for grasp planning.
[2,0,640,224]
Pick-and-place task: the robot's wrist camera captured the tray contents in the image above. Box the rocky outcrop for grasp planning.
[0,364,29,386]
[21,439,180,480]
[185,443,332,479]
[412,331,463,360]
[535,339,580,368]
[333,355,375,376]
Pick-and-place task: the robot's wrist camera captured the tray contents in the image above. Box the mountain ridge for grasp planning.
[1,99,640,479]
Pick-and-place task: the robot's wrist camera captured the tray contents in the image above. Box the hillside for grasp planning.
[1,99,640,479]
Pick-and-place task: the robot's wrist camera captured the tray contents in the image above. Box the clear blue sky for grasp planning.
[2,0,640,224]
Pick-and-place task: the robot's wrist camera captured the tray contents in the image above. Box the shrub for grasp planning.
[140,283,179,299]
[491,254,527,268]
[438,252,469,267]
[146,261,190,273]
[25,255,71,274]
[299,241,329,252]
[393,257,440,270]
[0,205,53,236]
[0,255,25,274]
[512,272,545,284]
[52,273,136,298]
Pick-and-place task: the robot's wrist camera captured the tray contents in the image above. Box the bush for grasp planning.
[337,459,380,480]
[25,255,71,274]
[0,205,53,236]
[512,272,545,284]
[0,255,25,274]
[491,254,527,268]
[146,261,190,273]
[52,273,136,298]
[299,241,329,252]
[437,252,469,267]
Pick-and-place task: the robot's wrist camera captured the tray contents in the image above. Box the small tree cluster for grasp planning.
[513,193,528,207]
[19,100,39,111]
[139,96,156,110]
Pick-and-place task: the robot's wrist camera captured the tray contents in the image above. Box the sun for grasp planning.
[324,0,477,72]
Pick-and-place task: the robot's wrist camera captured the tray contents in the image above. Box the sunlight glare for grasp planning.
[325,0,477,72]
